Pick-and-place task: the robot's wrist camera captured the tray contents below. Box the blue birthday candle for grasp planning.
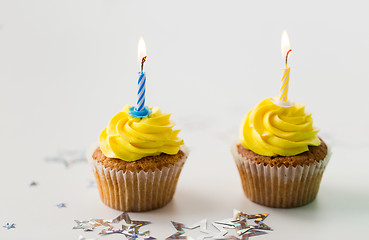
[137,67,146,111]
[129,38,151,118]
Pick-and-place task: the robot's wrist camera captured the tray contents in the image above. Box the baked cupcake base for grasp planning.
[89,146,188,212]
[232,140,331,208]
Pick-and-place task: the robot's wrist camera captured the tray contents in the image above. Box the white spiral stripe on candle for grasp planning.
[137,88,145,101]
[281,81,288,98]
[137,88,145,110]
[279,68,290,101]
[280,85,289,101]
[137,84,145,102]
[137,72,146,111]
[137,84,145,99]
[137,88,145,107]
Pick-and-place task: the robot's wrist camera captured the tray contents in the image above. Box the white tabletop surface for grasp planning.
[1,0,369,239]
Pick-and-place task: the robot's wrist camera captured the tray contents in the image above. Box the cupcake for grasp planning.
[89,105,188,212]
[232,98,330,208]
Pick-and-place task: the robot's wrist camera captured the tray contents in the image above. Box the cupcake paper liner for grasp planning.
[88,145,188,212]
[231,143,331,208]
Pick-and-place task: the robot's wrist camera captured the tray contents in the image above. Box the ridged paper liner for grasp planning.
[231,143,331,208]
[88,145,188,212]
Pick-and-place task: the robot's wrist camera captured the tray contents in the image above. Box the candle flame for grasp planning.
[281,30,291,59]
[138,37,147,62]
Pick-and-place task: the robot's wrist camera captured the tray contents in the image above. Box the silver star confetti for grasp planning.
[213,209,272,239]
[73,220,96,231]
[112,212,151,226]
[46,149,86,168]
[166,219,214,240]
[56,203,66,208]
[166,232,193,239]
[73,212,155,239]
[3,223,16,230]
[29,181,37,187]
[109,212,152,239]
[72,210,272,239]
[233,209,269,222]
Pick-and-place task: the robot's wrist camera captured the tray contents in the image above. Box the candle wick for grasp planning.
[285,49,292,67]
[141,56,147,72]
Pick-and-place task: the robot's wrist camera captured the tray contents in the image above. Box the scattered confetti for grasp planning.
[213,209,272,239]
[57,203,66,208]
[46,149,86,168]
[73,220,95,231]
[29,181,37,187]
[72,210,271,239]
[112,212,151,228]
[166,219,214,240]
[103,212,152,239]
[73,212,155,239]
[3,223,16,230]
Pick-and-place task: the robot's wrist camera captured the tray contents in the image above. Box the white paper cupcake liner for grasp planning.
[88,145,188,212]
[231,143,331,208]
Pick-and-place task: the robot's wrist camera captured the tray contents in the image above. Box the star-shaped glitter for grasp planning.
[73,220,96,231]
[213,209,272,239]
[99,224,150,239]
[29,181,37,187]
[166,219,214,240]
[3,223,16,230]
[74,212,155,239]
[91,219,112,228]
[111,212,150,231]
[107,212,152,239]
[45,149,86,168]
[233,209,269,222]
[112,212,150,226]
[233,209,271,234]
[56,203,66,208]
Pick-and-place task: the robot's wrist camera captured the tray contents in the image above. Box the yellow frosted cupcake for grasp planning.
[232,97,330,208]
[89,105,188,212]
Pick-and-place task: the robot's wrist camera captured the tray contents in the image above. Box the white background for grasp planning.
[1,0,369,239]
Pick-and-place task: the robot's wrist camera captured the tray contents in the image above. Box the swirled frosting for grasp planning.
[239,98,321,156]
[99,105,184,161]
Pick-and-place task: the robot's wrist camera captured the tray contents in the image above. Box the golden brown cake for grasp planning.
[93,147,186,172]
[236,139,327,167]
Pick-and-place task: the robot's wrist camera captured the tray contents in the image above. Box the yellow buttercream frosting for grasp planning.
[99,105,184,161]
[239,98,321,156]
